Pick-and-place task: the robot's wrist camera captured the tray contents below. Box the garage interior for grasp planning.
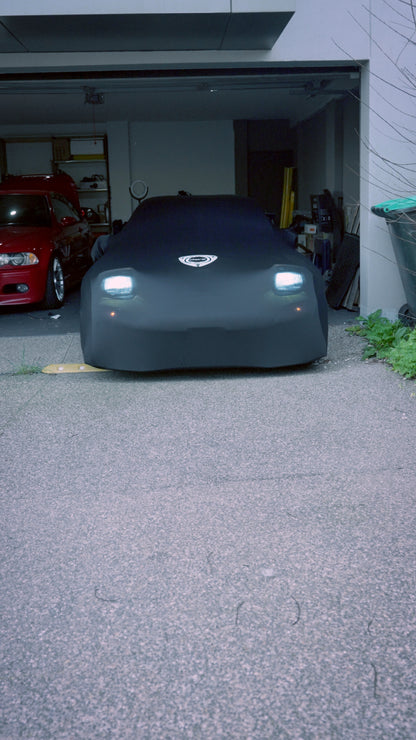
[0,9,361,308]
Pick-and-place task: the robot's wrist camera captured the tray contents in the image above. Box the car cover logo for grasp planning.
[178,255,218,267]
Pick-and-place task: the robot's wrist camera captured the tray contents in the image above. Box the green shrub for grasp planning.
[347,309,416,378]
[388,331,416,378]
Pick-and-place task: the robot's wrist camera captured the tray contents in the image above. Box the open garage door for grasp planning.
[0,62,360,310]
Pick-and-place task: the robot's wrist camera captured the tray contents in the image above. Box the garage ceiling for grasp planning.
[0,7,358,127]
[0,67,359,126]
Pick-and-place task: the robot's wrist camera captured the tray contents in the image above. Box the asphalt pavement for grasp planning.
[1,296,416,739]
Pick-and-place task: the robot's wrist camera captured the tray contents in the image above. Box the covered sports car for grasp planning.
[80,195,327,372]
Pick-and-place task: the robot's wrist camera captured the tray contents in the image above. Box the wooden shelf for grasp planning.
[78,188,108,193]
[53,135,111,234]
[56,159,106,165]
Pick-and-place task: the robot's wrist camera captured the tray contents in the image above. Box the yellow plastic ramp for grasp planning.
[42,363,110,374]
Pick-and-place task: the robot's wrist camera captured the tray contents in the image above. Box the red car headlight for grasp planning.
[0,252,39,266]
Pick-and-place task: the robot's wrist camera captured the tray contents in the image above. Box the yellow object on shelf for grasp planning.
[71,154,105,161]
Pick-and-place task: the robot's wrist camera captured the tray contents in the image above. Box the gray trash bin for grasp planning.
[372,196,416,320]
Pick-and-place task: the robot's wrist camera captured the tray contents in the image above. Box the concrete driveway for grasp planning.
[1,296,416,739]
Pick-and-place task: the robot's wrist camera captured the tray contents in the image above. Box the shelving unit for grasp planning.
[52,136,111,233]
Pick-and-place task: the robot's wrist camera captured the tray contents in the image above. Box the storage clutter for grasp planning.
[78,174,107,190]
[293,190,360,311]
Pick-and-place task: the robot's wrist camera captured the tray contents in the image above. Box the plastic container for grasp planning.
[372,196,416,319]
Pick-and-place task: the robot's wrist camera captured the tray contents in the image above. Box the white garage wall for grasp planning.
[296,109,328,213]
[296,96,360,215]
[128,120,235,202]
[342,95,360,209]
[6,141,53,175]
[106,121,131,224]
[0,120,235,224]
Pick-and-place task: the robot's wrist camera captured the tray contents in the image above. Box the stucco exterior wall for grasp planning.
[358,5,415,318]
[3,0,296,13]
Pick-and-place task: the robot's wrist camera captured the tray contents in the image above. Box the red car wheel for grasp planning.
[43,254,65,309]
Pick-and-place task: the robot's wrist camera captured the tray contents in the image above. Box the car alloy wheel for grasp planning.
[44,255,65,308]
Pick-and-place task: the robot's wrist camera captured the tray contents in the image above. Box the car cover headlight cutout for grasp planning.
[274,271,304,292]
[102,275,134,296]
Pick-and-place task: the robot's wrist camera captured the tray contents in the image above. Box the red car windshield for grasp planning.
[0,194,51,227]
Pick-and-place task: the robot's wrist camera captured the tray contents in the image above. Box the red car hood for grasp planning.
[0,226,52,253]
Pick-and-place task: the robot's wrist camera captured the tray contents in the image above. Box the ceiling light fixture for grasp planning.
[83,87,104,142]
[84,86,104,105]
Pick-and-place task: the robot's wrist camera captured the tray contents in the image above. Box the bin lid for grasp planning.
[372,196,416,218]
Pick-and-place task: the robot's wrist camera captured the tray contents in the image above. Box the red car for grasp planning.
[0,174,92,308]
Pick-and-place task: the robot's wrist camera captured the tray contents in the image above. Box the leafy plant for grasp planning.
[347,309,416,378]
[388,331,416,379]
